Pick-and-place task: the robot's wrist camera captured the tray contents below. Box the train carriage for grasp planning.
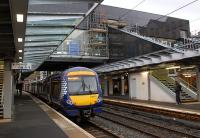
[28,67,103,118]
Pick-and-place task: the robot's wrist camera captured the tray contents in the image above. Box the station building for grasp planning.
[0,0,200,120]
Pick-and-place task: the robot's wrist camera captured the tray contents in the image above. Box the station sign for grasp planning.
[11,63,32,70]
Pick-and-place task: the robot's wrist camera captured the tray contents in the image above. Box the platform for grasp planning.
[104,96,200,117]
[0,92,94,138]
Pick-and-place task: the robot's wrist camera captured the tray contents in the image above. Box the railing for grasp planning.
[170,77,198,100]
[176,77,199,95]
[149,75,175,97]
[122,27,200,51]
[123,28,173,48]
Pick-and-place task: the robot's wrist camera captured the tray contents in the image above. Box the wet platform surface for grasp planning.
[0,94,68,138]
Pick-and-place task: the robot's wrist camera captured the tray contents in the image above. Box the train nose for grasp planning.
[70,94,99,106]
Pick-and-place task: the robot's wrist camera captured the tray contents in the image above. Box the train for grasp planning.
[25,67,103,118]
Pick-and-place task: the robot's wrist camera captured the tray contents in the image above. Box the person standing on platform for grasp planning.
[175,81,182,105]
[19,80,23,96]
[16,79,23,96]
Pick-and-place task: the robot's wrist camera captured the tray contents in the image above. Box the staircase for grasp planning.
[152,69,197,103]
[0,66,4,118]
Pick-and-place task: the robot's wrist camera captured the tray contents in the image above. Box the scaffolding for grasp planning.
[88,6,108,57]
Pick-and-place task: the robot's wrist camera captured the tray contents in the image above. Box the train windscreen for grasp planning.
[68,76,98,95]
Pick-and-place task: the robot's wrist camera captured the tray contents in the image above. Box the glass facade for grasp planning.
[108,27,166,61]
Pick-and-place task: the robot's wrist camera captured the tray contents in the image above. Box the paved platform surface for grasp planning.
[0,94,68,138]
[0,93,93,138]
[104,95,200,113]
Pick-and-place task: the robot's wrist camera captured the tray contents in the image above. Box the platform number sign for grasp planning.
[12,63,32,70]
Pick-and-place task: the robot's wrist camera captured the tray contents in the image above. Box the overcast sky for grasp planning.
[102,0,200,34]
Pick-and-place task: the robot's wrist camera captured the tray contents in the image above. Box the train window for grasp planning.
[68,76,98,95]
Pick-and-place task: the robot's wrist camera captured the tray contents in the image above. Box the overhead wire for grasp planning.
[136,0,199,36]
[118,0,146,20]
[155,0,199,21]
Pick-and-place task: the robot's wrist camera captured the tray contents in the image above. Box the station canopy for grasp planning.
[23,0,101,70]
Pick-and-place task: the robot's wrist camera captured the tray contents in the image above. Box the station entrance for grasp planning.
[112,74,129,96]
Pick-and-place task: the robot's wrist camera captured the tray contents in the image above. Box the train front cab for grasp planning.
[62,68,103,118]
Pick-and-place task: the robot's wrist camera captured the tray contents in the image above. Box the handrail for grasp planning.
[149,75,175,97]
[122,26,200,51]
[176,77,199,94]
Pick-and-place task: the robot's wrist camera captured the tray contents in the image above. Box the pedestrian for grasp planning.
[175,81,181,105]
[16,82,20,96]
[18,80,23,96]
[114,84,119,94]
[16,79,23,96]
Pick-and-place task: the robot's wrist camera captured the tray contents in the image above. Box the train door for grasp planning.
[51,76,61,105]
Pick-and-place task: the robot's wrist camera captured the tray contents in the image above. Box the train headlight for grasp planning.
[97,97,102,103]
[66,99,73,105]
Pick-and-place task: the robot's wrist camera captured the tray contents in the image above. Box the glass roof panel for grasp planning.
[24,48,55,52]
[23,0,101,70]
[26,27,73,35]
[25,50,53,55]
[25,35,66,42]
[27,15,82,26]
[24,41,61,47]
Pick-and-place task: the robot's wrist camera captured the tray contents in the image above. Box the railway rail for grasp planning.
[37,94,120,138]
[98,103,200,138]
[80,120,120,138]
[104,99,200,122]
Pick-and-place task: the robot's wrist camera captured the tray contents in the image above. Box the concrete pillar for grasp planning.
[103,77,108,96]
[3,60,13,118]
[108,77,113,95]
[196,67,200,101]
[121,76,125,95]
[128,73,136,99]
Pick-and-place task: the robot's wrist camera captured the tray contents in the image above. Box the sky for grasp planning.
[102,0,200,35]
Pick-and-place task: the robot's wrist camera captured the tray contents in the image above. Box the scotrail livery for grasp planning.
[26,67,102,118]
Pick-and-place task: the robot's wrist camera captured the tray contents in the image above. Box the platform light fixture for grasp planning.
[18,38,23,42]
[181,66,196,70]
[19,50,23,53]
[166,66,180,70]
[19,62,22,63]
[16,14,24,22]
[19,57,22,59]
[141,71,148,76]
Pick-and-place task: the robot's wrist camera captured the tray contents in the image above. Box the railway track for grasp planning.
[80,120,121,138]
[40,96,120,138]
[99,109,200,138]
[36,94,200,137]
[104,99,200,122]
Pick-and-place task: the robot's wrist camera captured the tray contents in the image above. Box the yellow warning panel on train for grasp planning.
[70,94,98,106]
